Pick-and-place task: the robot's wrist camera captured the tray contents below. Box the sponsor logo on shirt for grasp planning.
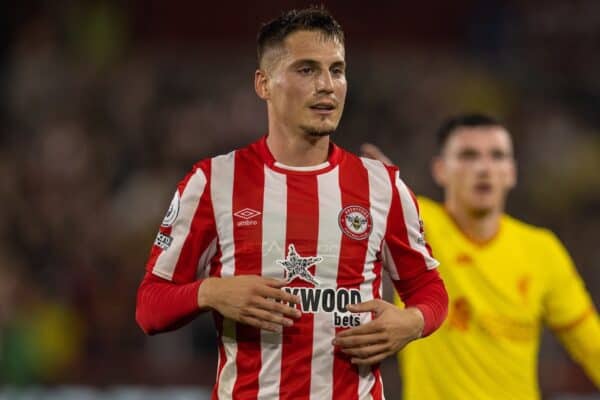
[277,244,363,328]
[338,205,372,240]
[154,231,173,250]
[234,207,261,227]
[277,244,321,286]
[161,191,180,227]
[282,287,363,328]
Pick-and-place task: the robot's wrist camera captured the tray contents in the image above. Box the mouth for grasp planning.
[309,102,336,115]
[473,182,493,194]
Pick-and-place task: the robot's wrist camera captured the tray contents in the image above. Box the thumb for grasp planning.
[346,299,383,313]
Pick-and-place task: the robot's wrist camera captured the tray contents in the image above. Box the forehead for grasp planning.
[281,30,345,63]
[445,126,513,153]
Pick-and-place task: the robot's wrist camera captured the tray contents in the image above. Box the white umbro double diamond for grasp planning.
[234,208,261,220]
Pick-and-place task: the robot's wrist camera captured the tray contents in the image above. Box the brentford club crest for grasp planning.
[338,205,372,240]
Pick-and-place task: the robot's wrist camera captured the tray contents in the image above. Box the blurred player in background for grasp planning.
[135,7,447,399]
[362,113,600,399]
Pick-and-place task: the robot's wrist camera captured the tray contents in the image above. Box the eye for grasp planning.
[298,66,313,75]
[331,67,345,76]
[491,150,511,160]
[457,150,479,161]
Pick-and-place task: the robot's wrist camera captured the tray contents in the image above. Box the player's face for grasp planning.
[433,126,516,216]
[261,30,347,137]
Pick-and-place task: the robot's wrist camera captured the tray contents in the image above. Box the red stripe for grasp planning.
[232,149,264,400]
[212,314,227,400]
[210,241,224,399]
[333,155,371,399]
[173,160,216,283]
[279,174,319,400]
[370,368,383,399]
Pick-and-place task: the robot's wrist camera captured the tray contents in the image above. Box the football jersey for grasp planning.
[398,197,599,400]
[145,137,440,400]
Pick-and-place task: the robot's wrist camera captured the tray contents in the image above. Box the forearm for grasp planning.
[555,309,600,387]
[394,269,448,337]
[135,272,204,335]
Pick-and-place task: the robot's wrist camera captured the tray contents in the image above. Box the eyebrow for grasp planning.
[290,59,346,69]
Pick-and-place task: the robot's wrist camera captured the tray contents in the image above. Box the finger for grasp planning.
[359,143,393,166]
[336,320,384,338]
[238,315,282,333]
[263,278,289,288]
[334,332,385,349]
[243,306,295,328]
[253,296,302,319]
[351,352,388,366]
[346,299,382,313]
[259,286,300,305]
[342,343,389,359]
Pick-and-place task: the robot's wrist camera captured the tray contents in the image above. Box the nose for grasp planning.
[315,70,334,94]
[474,155,493,176]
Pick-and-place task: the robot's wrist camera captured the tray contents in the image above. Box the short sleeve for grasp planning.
[542,231,594,329]
[146,160,218,284]
[381,168,439,282]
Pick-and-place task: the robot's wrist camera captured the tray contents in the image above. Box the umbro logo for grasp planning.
[234,208,261,227]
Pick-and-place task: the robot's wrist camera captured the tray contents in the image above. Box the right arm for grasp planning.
[135,161,300,335]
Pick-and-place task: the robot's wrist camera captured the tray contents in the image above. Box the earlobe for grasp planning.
[254,69,269,100]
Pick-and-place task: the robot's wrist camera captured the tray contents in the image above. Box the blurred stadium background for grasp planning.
[0,1,598,399]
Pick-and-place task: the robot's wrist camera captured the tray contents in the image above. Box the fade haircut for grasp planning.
[257,6,344,69]
[436,113,507,152]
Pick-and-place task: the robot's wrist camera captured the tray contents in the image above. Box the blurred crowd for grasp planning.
[0,0,598,397]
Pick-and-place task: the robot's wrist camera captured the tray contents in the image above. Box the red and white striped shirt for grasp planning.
[136,136,447,400]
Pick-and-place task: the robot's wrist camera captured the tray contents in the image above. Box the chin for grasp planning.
[300,123,338,137]
[468,205,496,218]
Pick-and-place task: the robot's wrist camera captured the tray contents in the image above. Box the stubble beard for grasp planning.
[299,123,337,138]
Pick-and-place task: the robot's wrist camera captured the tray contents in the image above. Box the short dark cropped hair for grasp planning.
[436,113,505,151]
[257,6,344,67]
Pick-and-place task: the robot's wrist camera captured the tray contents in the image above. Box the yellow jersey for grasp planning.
[397,197,600,400]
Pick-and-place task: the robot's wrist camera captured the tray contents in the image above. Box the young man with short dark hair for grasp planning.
[136,8,448,399]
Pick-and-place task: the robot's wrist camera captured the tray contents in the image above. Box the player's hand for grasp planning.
[360,143,393,166]
[198,276,301,332]
[332,299,424,366]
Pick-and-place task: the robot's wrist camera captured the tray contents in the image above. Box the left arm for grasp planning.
[334,168,448,365]
[542,232,600,387]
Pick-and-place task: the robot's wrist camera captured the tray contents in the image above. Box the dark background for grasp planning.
[1,1,598,398]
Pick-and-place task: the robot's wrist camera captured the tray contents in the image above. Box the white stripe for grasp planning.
[258,167,287,399]
[219,328,238,400]
[358,158,393,398]
[274,160,330,171]
[196,237,217,279]
[394,171,439,269]
[211,152,238,398]
[309,168,342,400]
[381,241,400,280]
[153,168,207,280]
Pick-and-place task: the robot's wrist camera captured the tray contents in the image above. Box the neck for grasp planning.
[266,123,330,167]
[444,201,502,244]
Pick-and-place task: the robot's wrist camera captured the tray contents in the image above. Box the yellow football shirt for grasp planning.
[397,197,600,400]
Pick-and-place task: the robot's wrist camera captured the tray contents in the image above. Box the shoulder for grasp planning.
[501,215,565,250]
[415,196,444,220]
[191,140,259,180]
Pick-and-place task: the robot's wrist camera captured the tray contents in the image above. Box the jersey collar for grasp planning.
[255,135,343,175]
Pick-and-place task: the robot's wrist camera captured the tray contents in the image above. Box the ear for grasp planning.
[254,69,270,100]
[431,156,446,187]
